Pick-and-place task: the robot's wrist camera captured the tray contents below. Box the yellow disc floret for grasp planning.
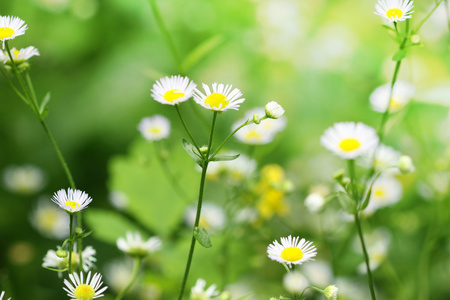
[204,93,229,109]
[163,89,185,103]
[281,247,303,262]
[386,8,403,19]
[374,189,385,197]
[65,200,79,209]
[74,284,95,300]
[0,27,15,40]
[339,138,361,152]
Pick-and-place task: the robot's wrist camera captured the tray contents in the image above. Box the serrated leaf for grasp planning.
[336,191,357,214]
[392,50,407,61]
[180,35,225,73]
[209,153,240,162]
[194,227,212,248]
[39,92,51,116]
[182,139,203,167]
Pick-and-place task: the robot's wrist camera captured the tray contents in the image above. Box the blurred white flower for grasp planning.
[304,193,326,213]
[109,190,129,211]
[0,46,39,63]
[42,245,96,275]
[206,154,257,184]
[117,231,162,257]
[29,198,69,239]
[356,228,391,273]
[283,271,309,294]
[194,83,245,111]
[137,115,171,141]
[369,81,415,113]
[190,278,219,300]
[360,144,402,173]
[3,165,45,195]
[185,202,226,232]
[364,175,403,215]
[104,259,134,293]
[302,260,334,288]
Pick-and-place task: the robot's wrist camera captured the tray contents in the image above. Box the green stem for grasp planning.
[177,112,217,300]
[148,0,182,70]
[209,119,251,160]
[347,159,358,201]
[175,105,201,152]
[68,214,74,273]
[77,213,83,272]
[115,257,142,300]
[414,0,445,34]
[0,65,28,105]
[354,213,377,300]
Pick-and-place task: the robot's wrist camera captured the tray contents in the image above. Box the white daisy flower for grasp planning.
[151,75,196,105]
[369,81,415,113]
[0,291,11,300]
[190,278,220,300]
[364,175,403,214]
[320,122,379,160]
[374,0,414,23]
[116,231,162,257]
[29,198,69,239]
[0,16,27,48]
[267,235,317,268]
[3,165,46,195]
[42,245,97,275]
[265,101,285,119]
[185,202,226,232]
[283,271,309,294]
[63,271,108,300]
[137,115,171,141]
[51,188,92,214]
[360,144,402,173]
[194,82,245,111]
[0,46,39,63]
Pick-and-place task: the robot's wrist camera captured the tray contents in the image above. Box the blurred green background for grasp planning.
[0,0,450,299]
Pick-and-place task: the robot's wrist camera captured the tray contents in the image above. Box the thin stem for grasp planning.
[0,65,28,105]
[148,0,182,70]
[177,112,218,300]
[68,214,74,273]
[347,159,358,201]
[115,257,142,300]
[209,119,251,160]
[354,213,377,300]
[414,0,445,34]
[77,213,83,273]
[175,105,201,152]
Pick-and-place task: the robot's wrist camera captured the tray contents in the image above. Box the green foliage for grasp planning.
[194,227,212,248]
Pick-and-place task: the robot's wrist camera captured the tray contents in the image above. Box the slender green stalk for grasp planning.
[347,159,358,201]
[68,214,74,273]
[177,112,218,300]
[209,119,251,160]
[115,257,142,300]
[413,0,445,34]
[148,0,182,70]
[175,105,201,152]
[0,65,28,105]
[354,213,377,300]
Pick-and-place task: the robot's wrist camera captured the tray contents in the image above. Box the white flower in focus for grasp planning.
[374,0,414,23]
[369,81,415,113]
[185,202,226,232]
[0,16,27,48]
[151,75,196,105]
[116,231,162,257]
[320,122,379,160]
[360,144,402,173]
[63,271,108,300]
[108,190,129,211]
[3,165,45,195]
[323,285,338,300]
[283,271,309,294]
[265,101,285,119]
[51,188,92,214]
[365,175,403,215]
[0,46,39,63]
[267,235,317,268]
[190,278,220,300]
[29,198,69,239]
[194,82,245,111]
[0,291,11,300]
[42,245,97,275]
[137,115,171,141]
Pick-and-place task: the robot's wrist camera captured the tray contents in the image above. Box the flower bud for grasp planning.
[56,249,68,258]
[253,113,261,124]
[332,169,345,181]
[397,155,415,174]
[218,291,231,300]
[341,177,351,185]
[265,101,285,119]
[411,34,420,44]
[199,146,209,156]
[75,227,83,236]
[323,285,338,300]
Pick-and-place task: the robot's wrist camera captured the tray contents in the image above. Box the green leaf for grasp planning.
[180,35,225,73]
[381,25,395,32]
[209,153,240,162]
[43,267,66,272]
[360,172,383,211]
[194,227,212,248]
[336,191,357,214]
[39,92,51,118]
[182,139,203,167]
[392,50,407,61]
[76,230,93,239]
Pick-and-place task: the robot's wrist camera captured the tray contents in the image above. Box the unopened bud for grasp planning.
[398,155,415,174]
[332,169,345,181]
[218,292,231,300]
[75,227,83,236]
[265,101,285,119]
[253,113,261,124]
[341,177,350,185]
[411,34,420,44]
[56,249,68,258]
[323,285,338,300]
[199,146,209,155]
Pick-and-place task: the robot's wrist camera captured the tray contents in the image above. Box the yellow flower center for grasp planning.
[0,27,15,40]
[280,247,303,262]
[339,138,361,151]
[163,89,185,103]
[388,98,404,112]
[374,188,385,197]
[386,8,403,19]
[74,284,95,300]
[65,200,79,209]
[204,93,229,109]
[13,49,20,58]
[147,127,161,135]
[245,130,261,141]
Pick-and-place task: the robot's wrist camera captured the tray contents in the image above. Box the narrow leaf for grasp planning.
[209,153,240,162]
[194,227,212,248]
[180,35,225,72]
[43,267,66,272]
[77,230,93,239]
[39,92,51,115]
[381,25,395,32]
[392,50,407,61]
[182,139,203,167]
